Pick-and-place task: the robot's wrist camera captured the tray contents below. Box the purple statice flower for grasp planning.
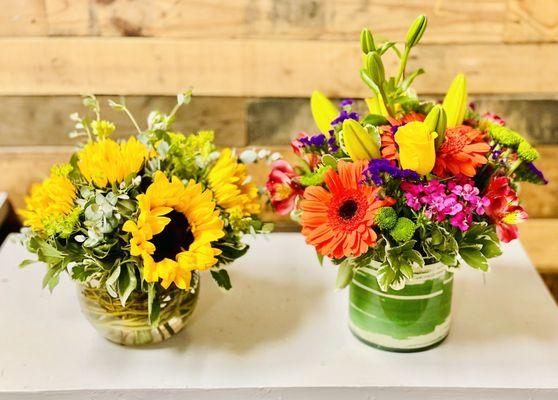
[339,99,354,107]
[331,110,359,126]
[526,162,549,185]
[401,177,489,232]
[298,133,326,148]
[491,149,502,160]
[327,130,339,153]
[330,99,359,126]
[362,159,420,185]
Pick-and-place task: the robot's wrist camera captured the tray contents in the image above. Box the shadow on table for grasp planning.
[145,266,327,354]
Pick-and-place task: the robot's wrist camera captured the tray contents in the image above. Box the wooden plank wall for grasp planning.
[0,1,556,285]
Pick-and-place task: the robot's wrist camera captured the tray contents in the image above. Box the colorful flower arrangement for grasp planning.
[266,16,547,291]
[20,93,272,326]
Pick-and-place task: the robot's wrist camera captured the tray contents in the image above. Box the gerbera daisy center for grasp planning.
[338,199,358,220]
[151,210,194,262]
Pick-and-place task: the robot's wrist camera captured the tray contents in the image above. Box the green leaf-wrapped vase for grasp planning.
[349,261,453,352]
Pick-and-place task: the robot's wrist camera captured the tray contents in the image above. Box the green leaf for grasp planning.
[260,222,275,234]
[37,241,64,260]
[335,260,354,290]
[177,89,193,106]
[376,264,396,292]
[401,68,425,91]
[147,283,161,328]
[42,265,60,292]
[19,259,37,268]
[479,239,503,259]
[118,264,138,307]
[459,247,489,271]
[211,269,232,290]
[321,154,337,169]
[361,114,389,127]
[107,99,125,111]
[105,265,121,297]
[316,251,324,266]
[377,41,396,56]
[360,69,380,94]
[399,263,413,280]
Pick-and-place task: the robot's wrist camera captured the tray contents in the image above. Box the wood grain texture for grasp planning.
[505,0,558,43]
[1,38,558,96]
[0,96,247,147]
[0,0,47,36]
[2,0,512,43]
[519,219,558,273]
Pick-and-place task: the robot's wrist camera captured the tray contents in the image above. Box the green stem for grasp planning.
[395,47,410,84]
[167,102,182,121]
[507,159,523,176]
[123,107,142,135]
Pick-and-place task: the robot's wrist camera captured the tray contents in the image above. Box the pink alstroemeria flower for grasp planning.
[266,160,303,215]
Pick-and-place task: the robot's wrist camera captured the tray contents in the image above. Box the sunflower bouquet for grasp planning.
[19,93,272,345]
[266,16,547,351]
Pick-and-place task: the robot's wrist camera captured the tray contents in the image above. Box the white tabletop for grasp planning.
[0,233,557,399]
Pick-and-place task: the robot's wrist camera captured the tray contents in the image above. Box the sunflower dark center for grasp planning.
[151,210,194,262]
[338,199,358,220]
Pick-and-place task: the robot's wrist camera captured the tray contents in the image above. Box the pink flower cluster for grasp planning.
[401,177,490,231]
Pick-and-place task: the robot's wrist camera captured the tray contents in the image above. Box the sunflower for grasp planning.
[207,148,261,216]
[19,166,77,236]
[300,160,392,259]
[77,137,149,188]
[380,112,425,160]
[123,171,224,290]
[433,125,491,177]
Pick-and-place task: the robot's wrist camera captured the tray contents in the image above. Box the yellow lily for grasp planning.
[394,121,438,175]
[342,119,380,161]
[310,91,338,133]
[442,73,467,128]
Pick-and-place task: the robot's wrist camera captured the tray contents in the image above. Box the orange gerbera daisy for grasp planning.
[300,160,392,259]
[380,112,425,160]
[433,125,491,177]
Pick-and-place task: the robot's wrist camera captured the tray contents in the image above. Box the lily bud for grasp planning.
[366,52,385,86]
[424,105,447,148]
[405,15,427,49]
[365,96,389,117]
[360,28,376,54]
[342,119,381,161]
[310,90,339,133]
[442,73,468,128]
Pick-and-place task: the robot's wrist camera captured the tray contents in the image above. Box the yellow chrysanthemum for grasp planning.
[77,137,149,187]
[123,171,224,290]
[207,148,261,216]
[19,167,77,235]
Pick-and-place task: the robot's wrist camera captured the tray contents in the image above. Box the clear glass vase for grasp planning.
[349,261,453,352]
[77,272,200,346]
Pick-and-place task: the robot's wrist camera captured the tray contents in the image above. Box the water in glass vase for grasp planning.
[77,271,199,346]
